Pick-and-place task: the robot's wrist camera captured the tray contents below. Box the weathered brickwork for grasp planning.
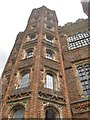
[59,18,89,118]
[0,6,89,119]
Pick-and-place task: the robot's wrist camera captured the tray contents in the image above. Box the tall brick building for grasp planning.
[0,6,90,119]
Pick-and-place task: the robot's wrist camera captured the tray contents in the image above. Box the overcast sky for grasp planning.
[0,0,87,77]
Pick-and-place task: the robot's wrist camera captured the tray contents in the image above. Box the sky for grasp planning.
[0,0,88,77]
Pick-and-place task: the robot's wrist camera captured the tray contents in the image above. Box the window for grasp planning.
[46,25,52,30]
[25,33,36,42]
[46,34,53,43]
[45,17,54,23]
[26,50,33,58]
[18,73,29,89]
[67,31,90,50]
[30,34,36,41]
[22,49,33,60]
[45,74,54,89]
[45,73,57,90]
[31,16,39,22]
[31,24,37,29]
[45,109,56,120]
[45,107,60,120]
[47,11,53,17]
[46,24,54,31]
[8,106,24,119]
[25,35,30,42]
[22,49,33,59]
[46,50,54,60]
[76,63,90,96]
[13,109,24,119]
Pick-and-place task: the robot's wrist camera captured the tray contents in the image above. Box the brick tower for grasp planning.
[1,6,71,119]
[0,6,90,119]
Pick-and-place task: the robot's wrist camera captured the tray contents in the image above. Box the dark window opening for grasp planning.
[46,50,53,60]
[26,50,33,58]
[45,109,56,120]
[30,34,36,40]
[13,109,24,119]
[46,35,53,42]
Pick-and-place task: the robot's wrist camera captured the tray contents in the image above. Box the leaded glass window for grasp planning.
[45,74,54,89]
[76,63,90,96]
[67,31,90,50]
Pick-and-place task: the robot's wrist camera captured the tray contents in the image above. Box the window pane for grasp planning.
[67,31,90,50]
[46,109,56,119]
[46,50,53,59]
[46,35,53,42]
[19,74,29,88]
[87,89,90,95]
[77,63,90,96]
[27,51,33,58]
[30,34,36,40]
[13,109,24,119]
[46,74,53,89]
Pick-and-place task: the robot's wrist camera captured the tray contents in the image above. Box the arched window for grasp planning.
[46,34,54,43]
[46,49,54,60]
[13,109,24,119]
[25,33,36,42]
[45,24,54,31]
[26,50,33,58]
[31,24,38,29]
[8,106,24,119]
[22,49,34,59]
[30,33,36,41]
[45,73,54,89]
[45,72,57,90]
[45,107,60,120]
[45,109,56,119]
[18,72,29,89]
